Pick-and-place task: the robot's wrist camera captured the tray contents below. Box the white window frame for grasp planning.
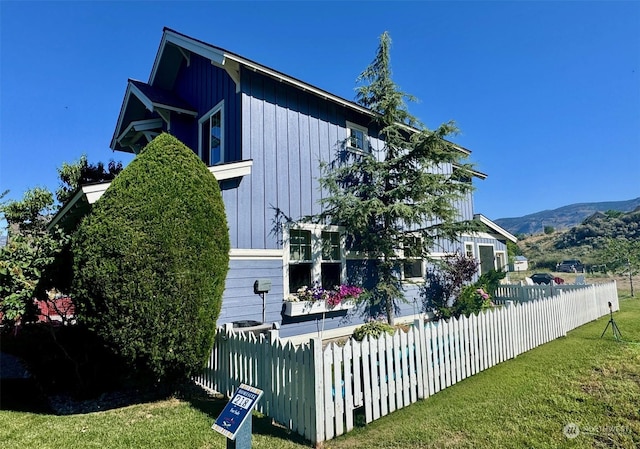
[401,235,425,281]
[198,100,224,166]
[283,223,346,297]
[464,242,475,259]
[495,251,507,272]
[478,243,496,275]
[346,121,369,153]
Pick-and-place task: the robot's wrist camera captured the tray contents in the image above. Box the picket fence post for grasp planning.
[415,318,428,399]
[310,337,324,446]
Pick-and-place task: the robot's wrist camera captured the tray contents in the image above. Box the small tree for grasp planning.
[72,134,230,384]
[599,238,640,297]
[0,150,124,326]
[56,155,123,205]
[0,188,69,325]
[316,32,479,324]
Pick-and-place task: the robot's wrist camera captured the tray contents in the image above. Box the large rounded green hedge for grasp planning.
[72,133,230,383]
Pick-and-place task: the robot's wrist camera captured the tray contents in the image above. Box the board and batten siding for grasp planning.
[217,255,284,325]
[172,52,242,163]
[227,68,474,251]
[231,68,363,250]
[173,62,484,336]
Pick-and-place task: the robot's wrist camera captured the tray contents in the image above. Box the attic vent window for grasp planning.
[199,100,224,165]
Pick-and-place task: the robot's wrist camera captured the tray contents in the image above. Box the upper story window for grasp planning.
[199,100,224,166]
[346,121,369,153]
[286,225,346,295]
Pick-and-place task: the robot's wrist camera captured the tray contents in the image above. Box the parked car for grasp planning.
[556,259,585,273]
[530,273,565,285]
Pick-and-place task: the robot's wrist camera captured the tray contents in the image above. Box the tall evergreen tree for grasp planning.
[317,32,479,324]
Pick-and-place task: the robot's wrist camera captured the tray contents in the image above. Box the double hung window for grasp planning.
[289,230,313,293]
[402,236,424,279]
[287,225,345,295]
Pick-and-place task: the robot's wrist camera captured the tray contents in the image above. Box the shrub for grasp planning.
[72,133,230,384]
[451,285,492,318]
[353,321,396,341]
[421,253,479,319]
[476,269,507,297]
[447,270,505,318]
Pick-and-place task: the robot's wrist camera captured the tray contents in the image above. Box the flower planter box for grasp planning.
[283,299,355,317]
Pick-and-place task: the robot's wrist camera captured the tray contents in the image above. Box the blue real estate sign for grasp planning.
[212,384,263,440]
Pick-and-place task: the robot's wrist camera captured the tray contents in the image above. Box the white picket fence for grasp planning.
[194,281,619,445]
[494,283,590,303]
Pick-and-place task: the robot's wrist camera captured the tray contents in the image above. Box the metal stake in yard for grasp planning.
[212,384,264,449]
[600,301,622,341]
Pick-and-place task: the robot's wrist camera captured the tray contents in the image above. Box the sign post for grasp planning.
[212,384,263,449]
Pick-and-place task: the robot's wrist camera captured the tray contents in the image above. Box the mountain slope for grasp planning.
[516,208,640,271]
[495,197,640,235]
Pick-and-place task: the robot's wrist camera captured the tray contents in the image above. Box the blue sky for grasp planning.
[1,1,639,223]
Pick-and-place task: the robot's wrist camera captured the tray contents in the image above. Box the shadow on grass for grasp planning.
[0,378,53,413]
[186,387,310,446]
[1,324,174,415]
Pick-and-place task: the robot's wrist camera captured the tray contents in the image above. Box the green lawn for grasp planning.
[2,295,638,449]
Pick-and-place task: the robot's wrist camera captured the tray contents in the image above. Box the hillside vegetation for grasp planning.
[495,197,640,235]
[517,208,640,271]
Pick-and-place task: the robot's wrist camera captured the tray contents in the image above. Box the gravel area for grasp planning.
[47,388,171,415]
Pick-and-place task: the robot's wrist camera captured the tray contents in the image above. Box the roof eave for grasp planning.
[147,28,477,158]
[474,214,517,243]
[47,182,112,231]
[110,83,134,151]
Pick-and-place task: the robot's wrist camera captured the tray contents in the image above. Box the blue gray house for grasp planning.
[63,28,516,340]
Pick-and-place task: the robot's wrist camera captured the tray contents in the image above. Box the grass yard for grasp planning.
[1,294,638,449]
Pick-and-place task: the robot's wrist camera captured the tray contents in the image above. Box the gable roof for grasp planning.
[153,28,475,156]
[112,28,485,176]
[111,78,198,152]
[473,214,518,243]
[152,28,376,116]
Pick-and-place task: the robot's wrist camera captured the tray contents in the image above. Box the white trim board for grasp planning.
[47,182,111,230]
[229,248,283,261]
[208,159,252,180]
[48,161,252,230]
